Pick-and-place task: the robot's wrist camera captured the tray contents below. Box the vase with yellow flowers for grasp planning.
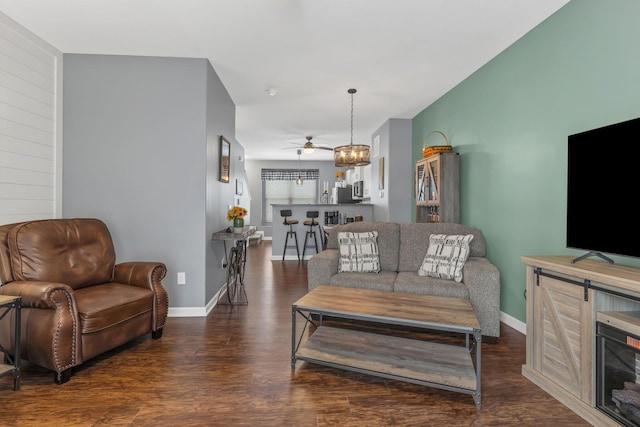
[227,206,247,234]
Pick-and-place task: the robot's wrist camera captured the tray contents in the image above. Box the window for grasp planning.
[262,169,319,224]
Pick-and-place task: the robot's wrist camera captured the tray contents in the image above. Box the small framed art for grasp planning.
[219,136,230,183]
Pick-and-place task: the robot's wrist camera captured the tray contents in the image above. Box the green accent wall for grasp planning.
[412,0,640,323]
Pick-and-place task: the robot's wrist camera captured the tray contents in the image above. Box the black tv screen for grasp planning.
[567,117,640,262]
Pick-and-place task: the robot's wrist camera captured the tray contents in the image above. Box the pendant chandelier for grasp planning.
[334,88,371,167]
[295,149,304,186]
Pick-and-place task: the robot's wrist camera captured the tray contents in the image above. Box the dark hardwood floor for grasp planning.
[0,241,589,426]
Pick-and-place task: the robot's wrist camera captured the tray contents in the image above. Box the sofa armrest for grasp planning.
[0,280,81,372]
[114,262,168,331]
[307,249,340,291]
[463,257,501,338]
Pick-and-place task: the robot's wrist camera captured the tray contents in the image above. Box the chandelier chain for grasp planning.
[350,91,354,146]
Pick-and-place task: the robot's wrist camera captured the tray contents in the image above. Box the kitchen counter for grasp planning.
[271,204,374,260]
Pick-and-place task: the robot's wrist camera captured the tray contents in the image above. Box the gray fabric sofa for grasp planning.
[307,221,501,338]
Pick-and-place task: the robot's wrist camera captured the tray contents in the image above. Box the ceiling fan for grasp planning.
[286,136,333,153]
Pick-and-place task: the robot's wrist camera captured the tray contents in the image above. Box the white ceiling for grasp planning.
[0,0,570,161]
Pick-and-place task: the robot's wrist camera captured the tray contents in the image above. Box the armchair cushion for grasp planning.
[7,219,115,289]
[74,283,153,334]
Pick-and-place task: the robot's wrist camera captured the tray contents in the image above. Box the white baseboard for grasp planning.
[500,311,526,335]
[167,294,527,342]
[167,306,208,317]
[167,285,224,317]
[168,290,529,337]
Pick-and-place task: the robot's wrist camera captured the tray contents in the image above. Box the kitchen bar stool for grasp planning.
[302,211,320,260]
[280,209,300,261]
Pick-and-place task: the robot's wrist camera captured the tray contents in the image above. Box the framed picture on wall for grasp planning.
[236,179,243,195]
[219,136,230,183]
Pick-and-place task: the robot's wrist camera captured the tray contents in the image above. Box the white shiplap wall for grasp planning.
[0,12,62,225]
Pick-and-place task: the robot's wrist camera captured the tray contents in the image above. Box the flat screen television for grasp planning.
[566,116,640,264]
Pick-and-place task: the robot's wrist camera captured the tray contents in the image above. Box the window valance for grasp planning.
[261,169,319,181]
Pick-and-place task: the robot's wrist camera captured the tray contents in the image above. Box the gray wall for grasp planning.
[63,54,238,311]
[204,63,245,305]
[245,159,337,238]
[371,118,413,223]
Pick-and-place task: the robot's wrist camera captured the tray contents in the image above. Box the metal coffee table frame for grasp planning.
[0,295,22,391]
[291,285,482,409]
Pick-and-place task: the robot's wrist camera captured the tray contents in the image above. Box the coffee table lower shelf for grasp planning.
[294,326,479,407]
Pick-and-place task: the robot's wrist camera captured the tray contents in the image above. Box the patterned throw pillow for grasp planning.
[418,234,474,282]
[337,231,380,273]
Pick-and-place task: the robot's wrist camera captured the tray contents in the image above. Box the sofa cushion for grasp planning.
[329,271,397,292]
[394,271,470,299]
[398,223,486,272]
[327,222,400,272]
[337,231,380,273]
[418,234,473,282]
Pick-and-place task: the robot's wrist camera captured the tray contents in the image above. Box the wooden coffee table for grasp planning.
[291,285,482,409]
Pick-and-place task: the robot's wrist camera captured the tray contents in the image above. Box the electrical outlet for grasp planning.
[177,272,186,285]
[221,258,227,269]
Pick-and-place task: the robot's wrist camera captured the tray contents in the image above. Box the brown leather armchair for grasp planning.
[0,218,168,384]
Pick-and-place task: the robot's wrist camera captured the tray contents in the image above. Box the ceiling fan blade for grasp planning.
[315,146,334,151]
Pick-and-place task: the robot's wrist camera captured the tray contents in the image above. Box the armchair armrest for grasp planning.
[463,257,501,338]
[307,249,340,291]
[0,280,81,372]
[0,280,76,309]
[114,262,167,289]
[114,262,168,331]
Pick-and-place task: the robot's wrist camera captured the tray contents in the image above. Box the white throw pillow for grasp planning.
[337,231,380,273]
[418,234,474,282]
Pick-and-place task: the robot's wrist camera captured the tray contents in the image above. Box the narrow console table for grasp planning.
[0,295,21,391]
[212,225,256,305]
[521,255,640,426]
